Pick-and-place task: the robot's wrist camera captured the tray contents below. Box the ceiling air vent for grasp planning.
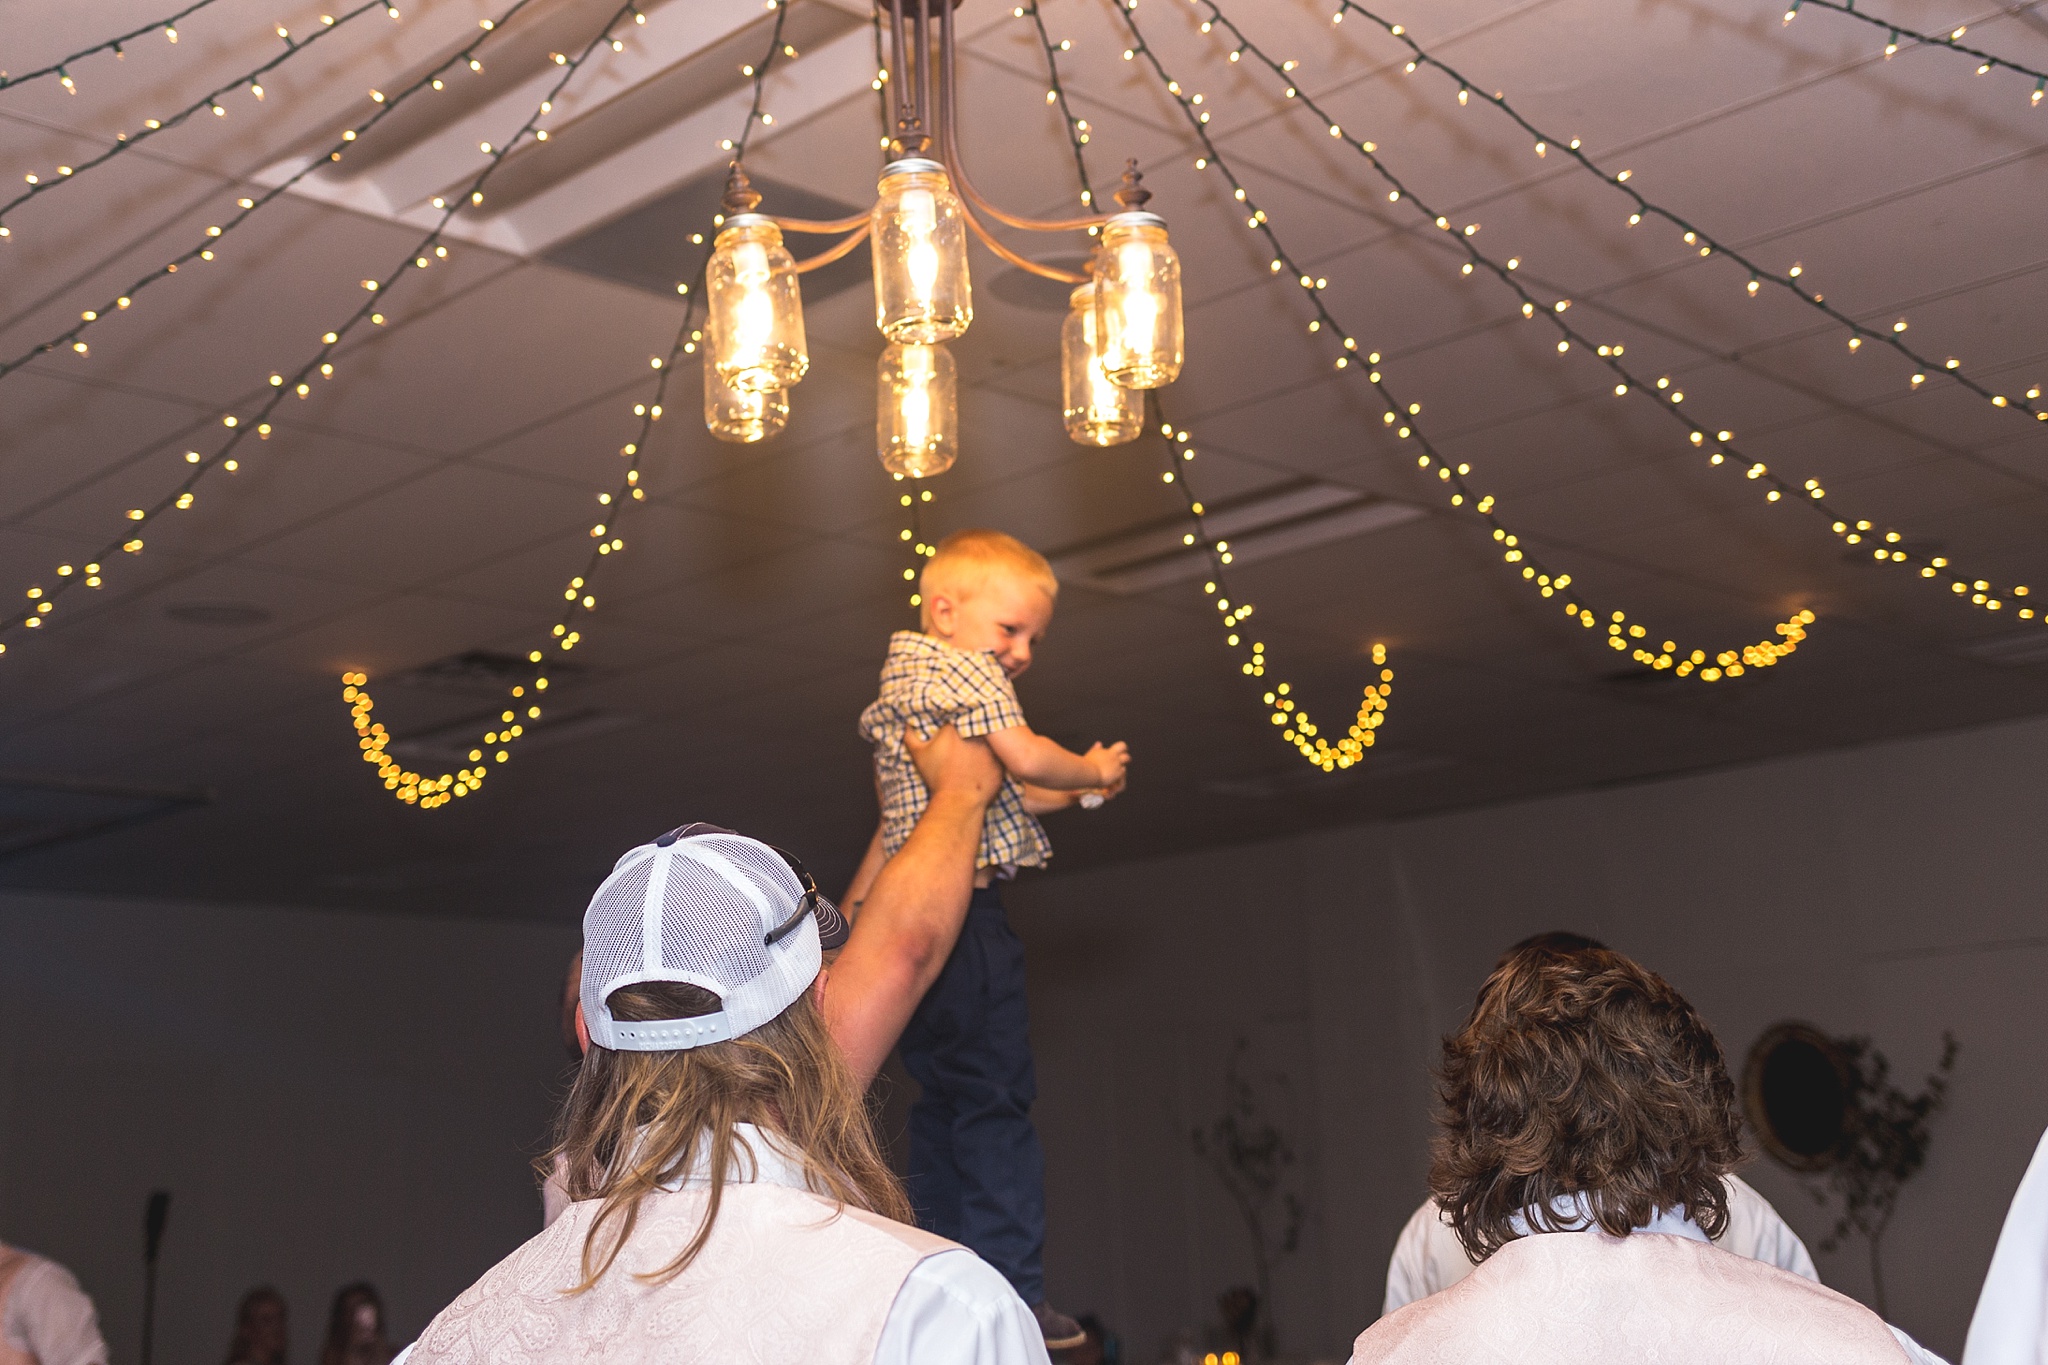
[544,167,868,304]
[0,772,211,862]
[380,649,590,697]
[388,706,636,764]
[1198,748,1453,799]
[1050,480,1423,595]
[1964,630,2048,667]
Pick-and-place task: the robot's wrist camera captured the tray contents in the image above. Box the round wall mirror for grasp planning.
[1743,1021,1853,1172]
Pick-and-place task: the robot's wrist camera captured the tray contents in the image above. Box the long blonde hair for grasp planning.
[546,979,909,1291]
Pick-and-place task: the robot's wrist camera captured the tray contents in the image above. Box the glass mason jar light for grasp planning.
[871,159,971,344]
[877,341,957,477]
[1062,283,1143,446]
[1094,211,1184,389]
[707,214,807,393]
[703,359,788,443]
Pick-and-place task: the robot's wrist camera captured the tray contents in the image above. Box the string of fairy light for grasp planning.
[1783,0,2048,104]
[1155,404,1395,771]
[339,3,795,807]
[1030,2,1390,770]
[1099,2,1820,680]
[1317,0,2043,423]
[864,8,940,614]
[0,0,549,382]
[2,0,663,660]
[898,484,936,609]
[0,0,230,93]
[1171,0,2046,625]
[0,0,403,231]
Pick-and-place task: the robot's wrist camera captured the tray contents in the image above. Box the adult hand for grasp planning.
[906,723,1002,803]
[825,724,998,1086]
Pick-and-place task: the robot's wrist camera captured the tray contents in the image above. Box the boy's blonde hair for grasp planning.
[918,529,1058,626]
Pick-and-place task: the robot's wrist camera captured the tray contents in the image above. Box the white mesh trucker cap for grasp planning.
[581,823,849,1052]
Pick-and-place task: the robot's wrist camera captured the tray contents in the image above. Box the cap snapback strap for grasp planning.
[599,1013,737,1051]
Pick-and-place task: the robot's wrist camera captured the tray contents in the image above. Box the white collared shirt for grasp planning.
[1383,1173,1816,1314]
[408,1124,1047,1365]
[1378,1181,1946,1365]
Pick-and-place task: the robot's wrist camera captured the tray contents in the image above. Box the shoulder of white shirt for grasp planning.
[397,1125,1042,1365]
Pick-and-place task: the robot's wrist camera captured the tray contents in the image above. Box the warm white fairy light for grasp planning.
[1,0,637,659]
[0,0,406,230]
[1,0,548,383]
[1309,0,2040,424]
[327,4,793,807]
[1104,4,1828,680]
[1159,0,2040,631]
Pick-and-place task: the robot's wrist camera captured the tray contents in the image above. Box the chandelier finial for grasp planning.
[1112,159,1153,211]
[721,162,763,215]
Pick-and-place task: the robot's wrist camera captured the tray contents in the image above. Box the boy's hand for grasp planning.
[1085,740,1129,789]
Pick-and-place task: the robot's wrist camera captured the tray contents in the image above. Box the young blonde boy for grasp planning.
[848,529,1128,1349]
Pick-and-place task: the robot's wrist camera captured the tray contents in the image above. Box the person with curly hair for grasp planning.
[1350,939,1941,1364]
[1380,933,1817,1311]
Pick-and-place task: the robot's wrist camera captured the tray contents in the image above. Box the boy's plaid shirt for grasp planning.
[858,631,1052,872]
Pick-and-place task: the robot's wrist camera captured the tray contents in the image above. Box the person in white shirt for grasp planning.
[1381,933,1818,1314]
[398,814,1046,1365]
[1349,938,1945,1365]
[0,1243,108,1365]
[1962,1122,2048,1364]
[1383,1170,1817,1312]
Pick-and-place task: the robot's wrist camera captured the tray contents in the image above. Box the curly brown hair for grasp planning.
[1429,943,1745,1262]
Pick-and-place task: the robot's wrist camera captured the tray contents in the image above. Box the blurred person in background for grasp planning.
[319,1283,393,1365]
[0,1236,107,1365]
[224,1286,288,1365]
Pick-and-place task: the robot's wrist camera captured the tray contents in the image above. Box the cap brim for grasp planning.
[813,893,849,950]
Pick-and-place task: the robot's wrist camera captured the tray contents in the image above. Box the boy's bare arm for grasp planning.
[1021,771,1125,815]
[824,726,1000,1087]
[986,725,1129,791]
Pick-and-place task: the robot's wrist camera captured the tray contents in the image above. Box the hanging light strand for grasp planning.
[1183,0,2045,625]
[1780,0,2048,99]
[1152,401,1395,769]
[1020,1,1099,208]
[0,0,547,383]
[1290,0,2041,423]
[0,0,230,93]
[334,2,796,807]
[1022,7,1388,760]
[0,0,403,229]
[3,0,657,651]
[1108,4,1819,676]
[897,484,935,610]
[340,276,706,807]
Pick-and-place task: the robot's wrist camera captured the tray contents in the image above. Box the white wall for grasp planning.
[0,891,575,1365]
[1011,713,2048,1362]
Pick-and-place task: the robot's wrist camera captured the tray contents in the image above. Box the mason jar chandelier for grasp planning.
[702,0,1185,470]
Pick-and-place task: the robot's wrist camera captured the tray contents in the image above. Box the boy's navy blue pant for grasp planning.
[898,883,1046,1305]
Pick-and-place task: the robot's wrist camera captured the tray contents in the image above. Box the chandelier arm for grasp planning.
[958,200,1089,283]
[933,0,1108,234]
[791,224,871,273]
[769,211,871,234]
